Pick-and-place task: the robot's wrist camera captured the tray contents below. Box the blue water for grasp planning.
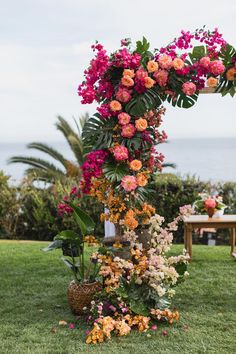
[0,138,236,183]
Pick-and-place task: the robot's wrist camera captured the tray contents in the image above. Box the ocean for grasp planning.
[0,138,236,183]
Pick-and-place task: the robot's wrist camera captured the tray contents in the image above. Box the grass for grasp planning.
[0,241,236,354]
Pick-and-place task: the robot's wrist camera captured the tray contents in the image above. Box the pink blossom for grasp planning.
[69,323,75,330]
[118,112,131,125]
[182,82,197,95]
[151,325,157,330]
[121,175,138,192]
[113,145,129,161]
[158,54,173,70]
[116,88,131,103]
[153,70,168,87]
[209,60,225,76]
[121,124,136,138]
[199,56,211,69]
[204,198,217,209]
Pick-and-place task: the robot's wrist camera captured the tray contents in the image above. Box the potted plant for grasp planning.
[193,193,227,218]
[42,202,101,314]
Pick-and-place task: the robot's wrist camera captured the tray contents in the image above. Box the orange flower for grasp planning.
[147,60,159,73]
[144,76,155,88]
[110,100,122,111]
[172,57,185,70]
[135,118,148,131]
[121,75,134,87]
[226,67,236,81]
[130,159,142,171]
[207,77,218,87]
[136,173,148,186]
[123,69,135,78]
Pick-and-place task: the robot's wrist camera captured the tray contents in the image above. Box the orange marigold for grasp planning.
[226,67,236,81]
[136,172,148,186]
[130,159,142,171]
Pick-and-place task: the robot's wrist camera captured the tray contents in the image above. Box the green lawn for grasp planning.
[0,241,236,354]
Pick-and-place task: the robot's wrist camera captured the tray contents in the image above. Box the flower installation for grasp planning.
[193,192,227,218]
[54,28,235,344]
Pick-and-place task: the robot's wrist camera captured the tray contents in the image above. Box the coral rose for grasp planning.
[135,118,148,131]
[199,56,211,69]
[113,145,129,161]
[136,68,148,80]
[136,173,148,186]
[123,69,135,78]
[121,75,134,87]
[207,77,218,87]
[204,198,216,209]
[209,60,225,76]
[158,54,173,70]
[182,82,196,96]
[116,88,131,103]
[130,159,142,171]
[144,76,155,89]
[172,57,185,70]
[153,70,168,87]
[121,124,136,138]
[118,112,131,125]
[121,175,138,192]
[110,100,122,112]
[147,60,159,73]
[226,67,236,81]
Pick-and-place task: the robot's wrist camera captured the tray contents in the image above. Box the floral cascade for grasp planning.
[78,27,235,229]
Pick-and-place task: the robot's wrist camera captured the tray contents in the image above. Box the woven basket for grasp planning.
[67,280,101,315]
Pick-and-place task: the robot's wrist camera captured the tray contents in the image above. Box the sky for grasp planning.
[0,0,236,143]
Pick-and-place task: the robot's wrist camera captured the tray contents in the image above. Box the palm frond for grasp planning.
[162,162,177,169]
[25,167,65,183]
[8,156,65,174]
[27,142,67,167]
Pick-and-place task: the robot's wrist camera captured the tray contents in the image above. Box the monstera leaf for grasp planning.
[125,88,162,116]
[82,113,115,152]
[167,92,199,108]
[189,45,207,63]
[219,44,236,67]
[103,161,129,182]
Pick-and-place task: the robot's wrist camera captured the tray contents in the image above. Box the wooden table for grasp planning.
[183,215,236,260]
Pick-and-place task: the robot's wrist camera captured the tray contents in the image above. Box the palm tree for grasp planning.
[9,115,88,183]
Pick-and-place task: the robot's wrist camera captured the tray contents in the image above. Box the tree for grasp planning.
[9,115,88,183]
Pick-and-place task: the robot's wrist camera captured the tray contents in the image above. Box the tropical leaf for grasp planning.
[54,230,82,243]
[41,240,62,252]
[69,202,95,236]
[103,161,129,182]
[219,44,236,67]
[167,92,199,109]
[189,45,207,62]
[125,88,162,116]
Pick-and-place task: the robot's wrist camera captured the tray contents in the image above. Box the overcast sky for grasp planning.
[0,0,235,143]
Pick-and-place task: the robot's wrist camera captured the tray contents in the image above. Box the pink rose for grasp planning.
[135,68,148,80]
[204,199,216,209]
[116,88,131,103]
[121,175,138,192]
[121,124,136,138]
[118,112,131,125]
[158,54,173,70]
[209,60,225,76]
[199,56,211,69]
[113,145,129,161]
[182,82,196,96]
[153,70,168,87]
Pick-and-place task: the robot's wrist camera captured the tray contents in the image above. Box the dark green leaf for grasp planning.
[41,240,62,252]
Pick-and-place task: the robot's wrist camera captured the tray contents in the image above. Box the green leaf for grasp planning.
[125,88,162,116]
[103,161,129,182]
[61,257,77,271]
[69,202,95,236]
[41,240,62,252]
[129,299,149,316]
[168,92,199,109]
[54,230,79,241]
[219,43,236,67]
[135,36,150,54]
[189,45,206,62]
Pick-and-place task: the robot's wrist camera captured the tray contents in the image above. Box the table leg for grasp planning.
[184,225,187,251]
[188,228,193,261]
[230,228,236,256]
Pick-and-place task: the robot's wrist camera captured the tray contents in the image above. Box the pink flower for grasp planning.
[121,175,138,192]
[118,112,131,125]
[162,330,168,336]
[135,68,148,80]
[153,70,168,87]
[121,124,136,138]
[199,56,211,69]
[204,198,217,209]
[116,88,131,103]
[182,82,196,96]
[158,54,173,70]
[69,323,75,330]
[151,325,157,330]
[113,145,129,161]
[209,60,225,76]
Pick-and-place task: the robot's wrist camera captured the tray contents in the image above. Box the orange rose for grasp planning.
[144,76,155,88]
[172,57,185,70]
[121,75,134,87]
[110,100,122,112]
[124,216,138,230]
[135,118,148,131]
[136,173,148,186]
[130,159,142,171]
[147,60,159,73]
[123,69,135,78]
[226,67,236,81]
[207,77,218,87]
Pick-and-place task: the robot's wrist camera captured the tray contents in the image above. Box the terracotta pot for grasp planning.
[206,207,215,218]
[67,280,101,315]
